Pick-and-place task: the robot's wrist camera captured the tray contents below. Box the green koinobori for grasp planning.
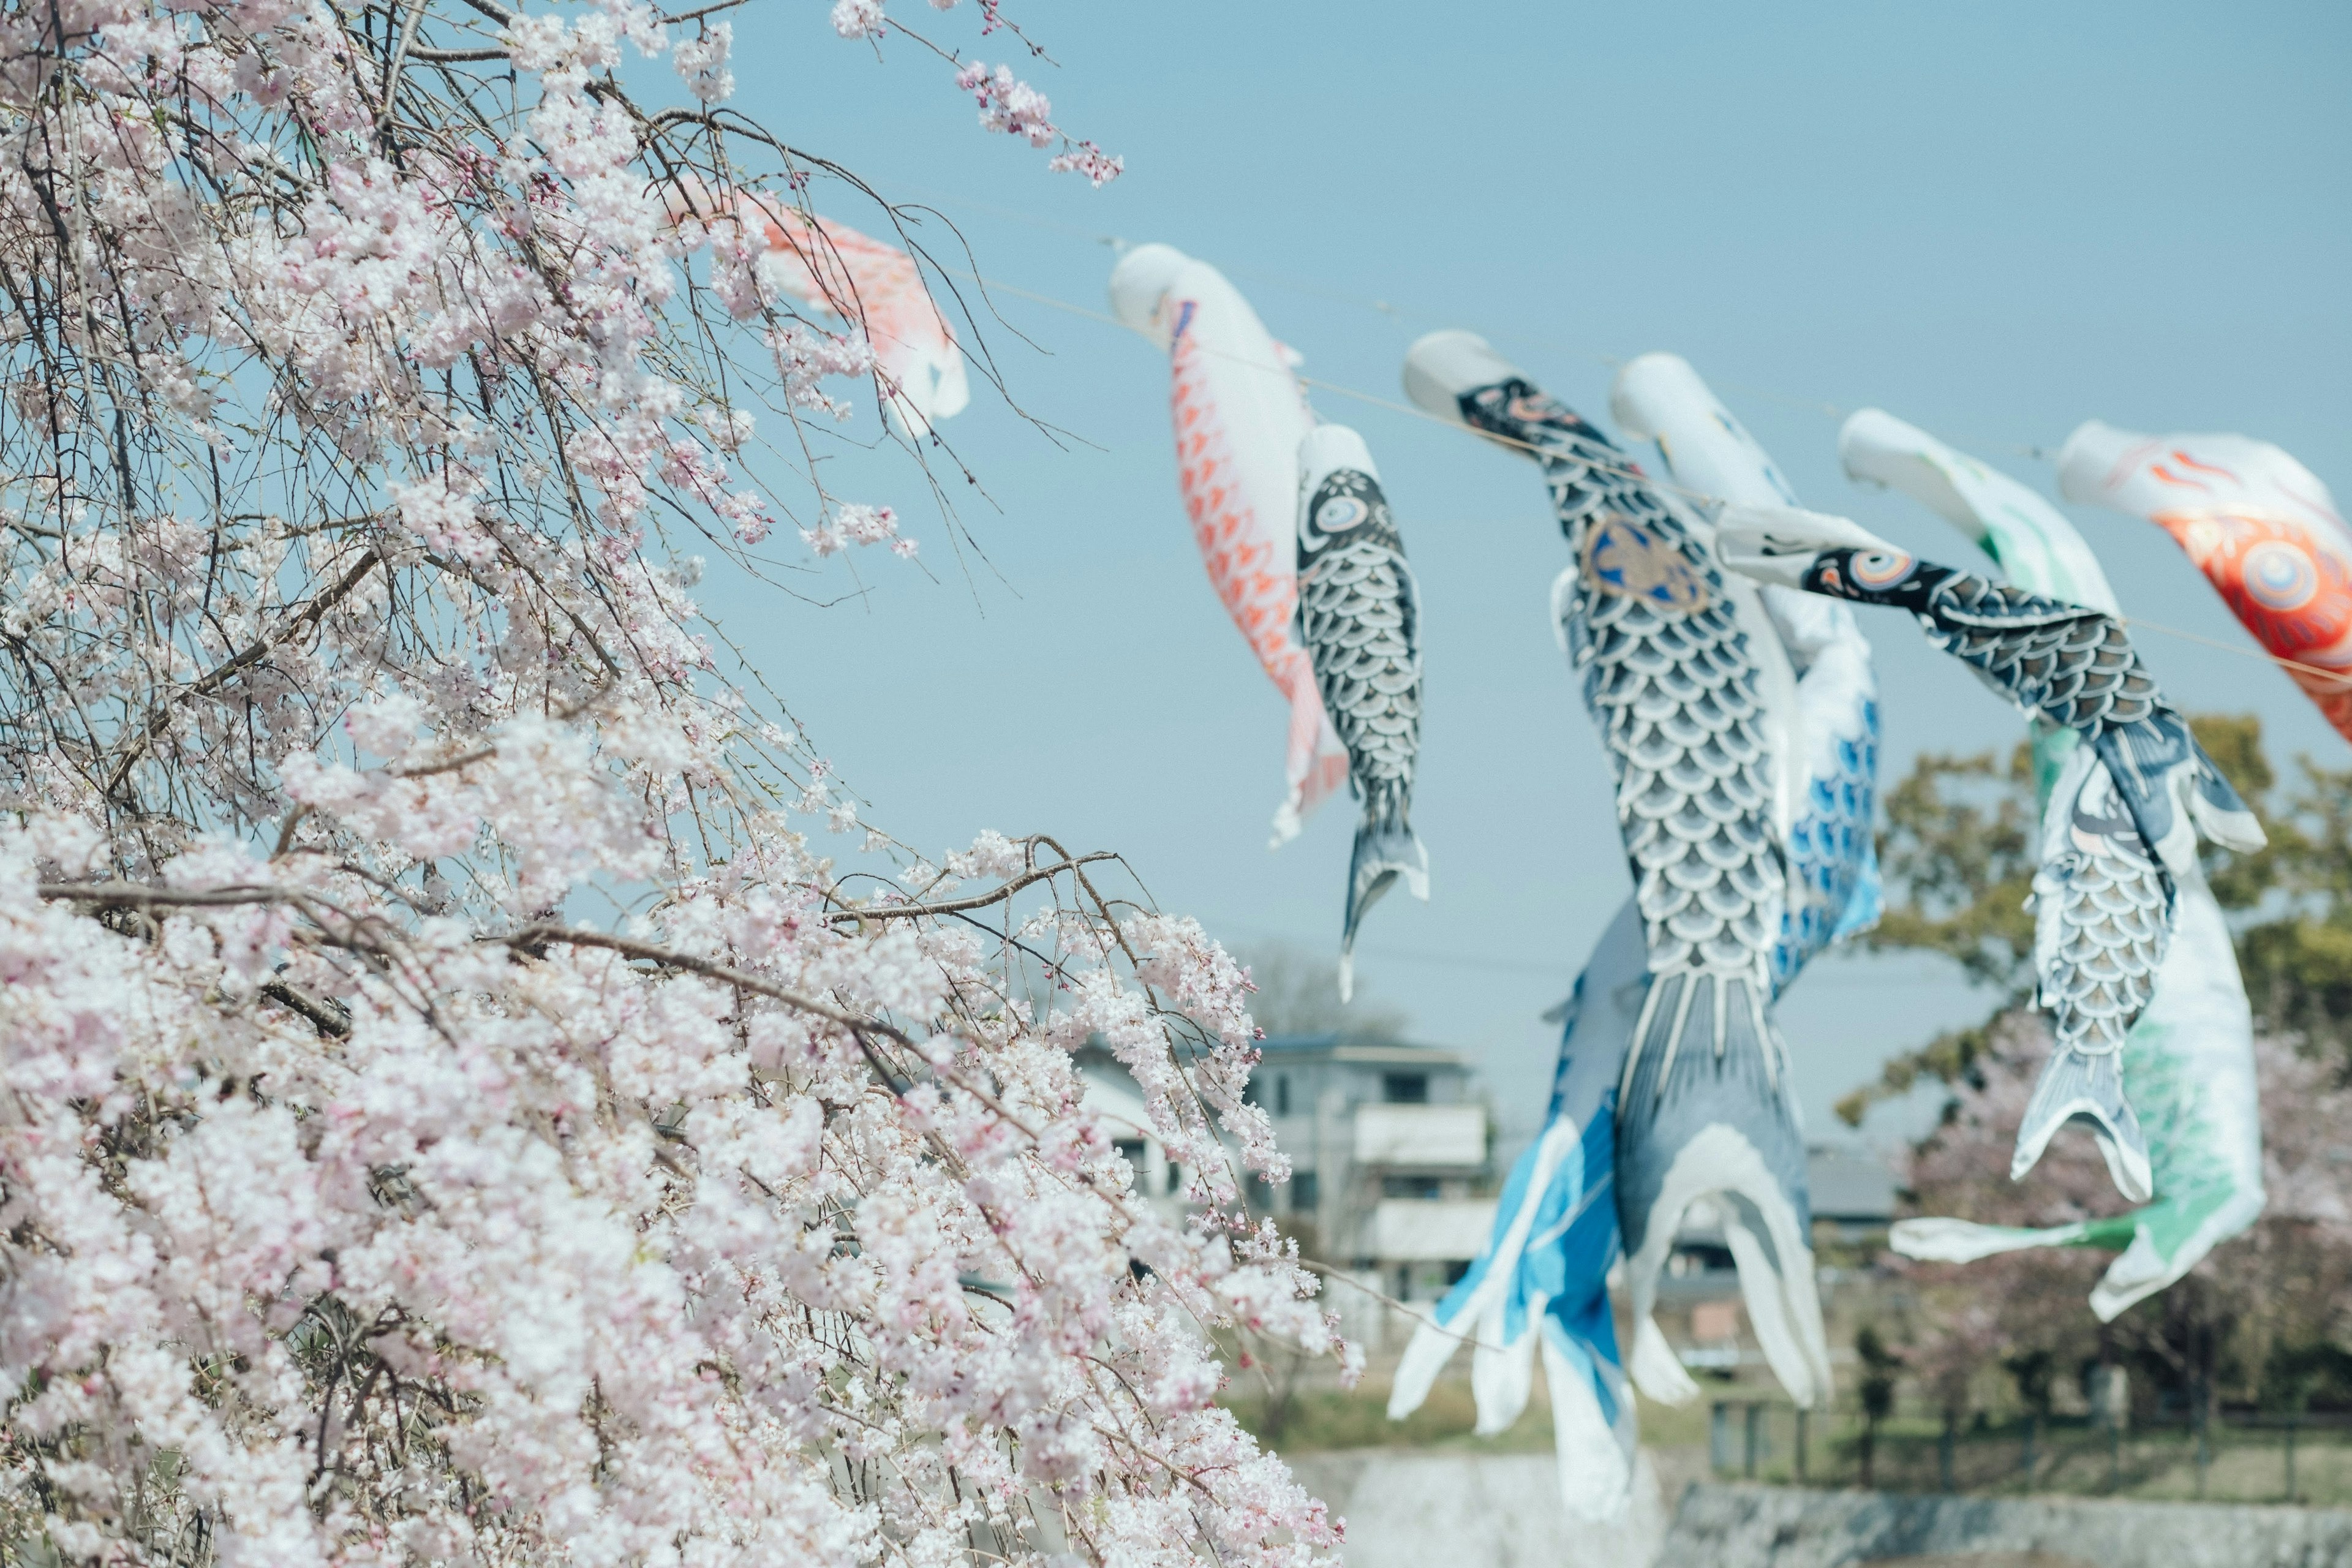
[1841,410,2269,1320]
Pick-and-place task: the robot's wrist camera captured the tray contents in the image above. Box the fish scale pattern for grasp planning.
[1460,382,1784,989]
[1296,469,1420,828]
[1776,706,1880,989]
[2045,767,2168,1056]
[1793,549,2184,1063]
[1920,580,2160,736]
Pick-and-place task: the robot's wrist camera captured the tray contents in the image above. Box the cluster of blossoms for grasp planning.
[0,0,1343,1563]
[830,0,1120,186]
[956,61,1126,186]
[802,503,914,560]
[1898,1012,2352,1415]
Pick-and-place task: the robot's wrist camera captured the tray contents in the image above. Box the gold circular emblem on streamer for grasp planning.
[1580,512,1709,614]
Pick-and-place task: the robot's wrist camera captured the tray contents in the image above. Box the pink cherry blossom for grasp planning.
[0,1,1316,1562]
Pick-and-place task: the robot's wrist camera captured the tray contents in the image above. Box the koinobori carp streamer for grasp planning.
[1387,899,1645,1519]
[1719,506,2267,1207]
[1109,243,1350,844]
[2057,421,2352,746]
[1612,354,1883,989]
[1394,331,1823,1460]
[1845,410,2269,1321]
[666,179,970,435]
[1292,424,1429,1001]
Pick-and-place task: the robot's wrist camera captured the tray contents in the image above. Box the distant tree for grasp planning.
[2262,1340,2352,1417]
[1896,1018,2352,1429]
[1830,746,2039,1125]
[2198,718,2352,1057]
[1839,714,2352,1122]
[1856,1325,1904,1488]
[2005,1346,2057,1478]
[1238,941,1411,1041]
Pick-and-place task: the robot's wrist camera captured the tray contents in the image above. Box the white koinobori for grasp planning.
[1292,424,1429,1001]
[1384,333,1833,1518]
[1717,505,2267,1207]
[1845,411,2269,1319]
[1108,243,1352,847]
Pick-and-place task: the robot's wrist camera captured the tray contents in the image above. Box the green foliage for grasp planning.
[2261,1341,2352,1414]
[1837,714,2352,1127]
[2222,737,2352,1053]
[1864,745,2041,993]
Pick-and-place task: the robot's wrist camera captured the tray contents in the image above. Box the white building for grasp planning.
[1076,1031,1496,1340]
[1245,1032,1494,1305]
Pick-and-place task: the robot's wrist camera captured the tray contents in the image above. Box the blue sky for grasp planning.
[682,1,2351,1157]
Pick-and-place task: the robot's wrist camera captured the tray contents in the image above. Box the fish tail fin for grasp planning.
[1469,1316,1542,1436]
[1387,1126,1557,1422]
[1539,1298,1637,1520]
[1724,1200,1834,1409]
[1627,1310,1702,1407]
[1338,794,1428,1002]
[1618,971,1826,1407]
[2013,1046,2152,1202]
[1389,1302,1493,1424]
[2089,1181,2267,1322]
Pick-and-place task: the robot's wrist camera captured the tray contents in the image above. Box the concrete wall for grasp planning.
[1278,1458,2352,1567]
[1659,1481,2352,1568]
[1283,1450,1680,1568]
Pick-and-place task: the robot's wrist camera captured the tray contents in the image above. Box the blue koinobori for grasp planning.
[1386,339,1872,1518]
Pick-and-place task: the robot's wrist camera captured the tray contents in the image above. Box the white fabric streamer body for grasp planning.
[1845,411,2267,1319]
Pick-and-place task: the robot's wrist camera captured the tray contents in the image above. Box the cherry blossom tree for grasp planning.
[0,1,1349,1562]
[1899,1016,2352,1421]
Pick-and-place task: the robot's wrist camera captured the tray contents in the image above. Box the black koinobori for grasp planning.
[1403,331,1831,1412]
[1294,425,1428,1001]
[1719,507,2267,1201]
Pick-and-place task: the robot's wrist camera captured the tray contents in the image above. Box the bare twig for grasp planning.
[823,852,1117,925]
[100,547,384,801]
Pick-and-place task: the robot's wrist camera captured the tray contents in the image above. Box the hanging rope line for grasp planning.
[947,267,2352,695]
[893,180,2035,447]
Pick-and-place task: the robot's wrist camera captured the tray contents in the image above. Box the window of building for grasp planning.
[1276,1074,1291,1117]
[1114,1140,1147,1188]
[1382,1175,1441,1200]
[1166,1161,1184,1196]
[1382,1072,1428,1104]
[1291,1171,1319,1213]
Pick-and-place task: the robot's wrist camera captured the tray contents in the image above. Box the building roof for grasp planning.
[1806,1146,1899,1223]
[1668,1149,1898,1246]
[1256,1032,1469,1069]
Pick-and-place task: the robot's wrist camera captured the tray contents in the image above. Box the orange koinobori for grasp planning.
[2060,422,2352,745]
[1109,244,1351,846]
[665,177,970,435]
